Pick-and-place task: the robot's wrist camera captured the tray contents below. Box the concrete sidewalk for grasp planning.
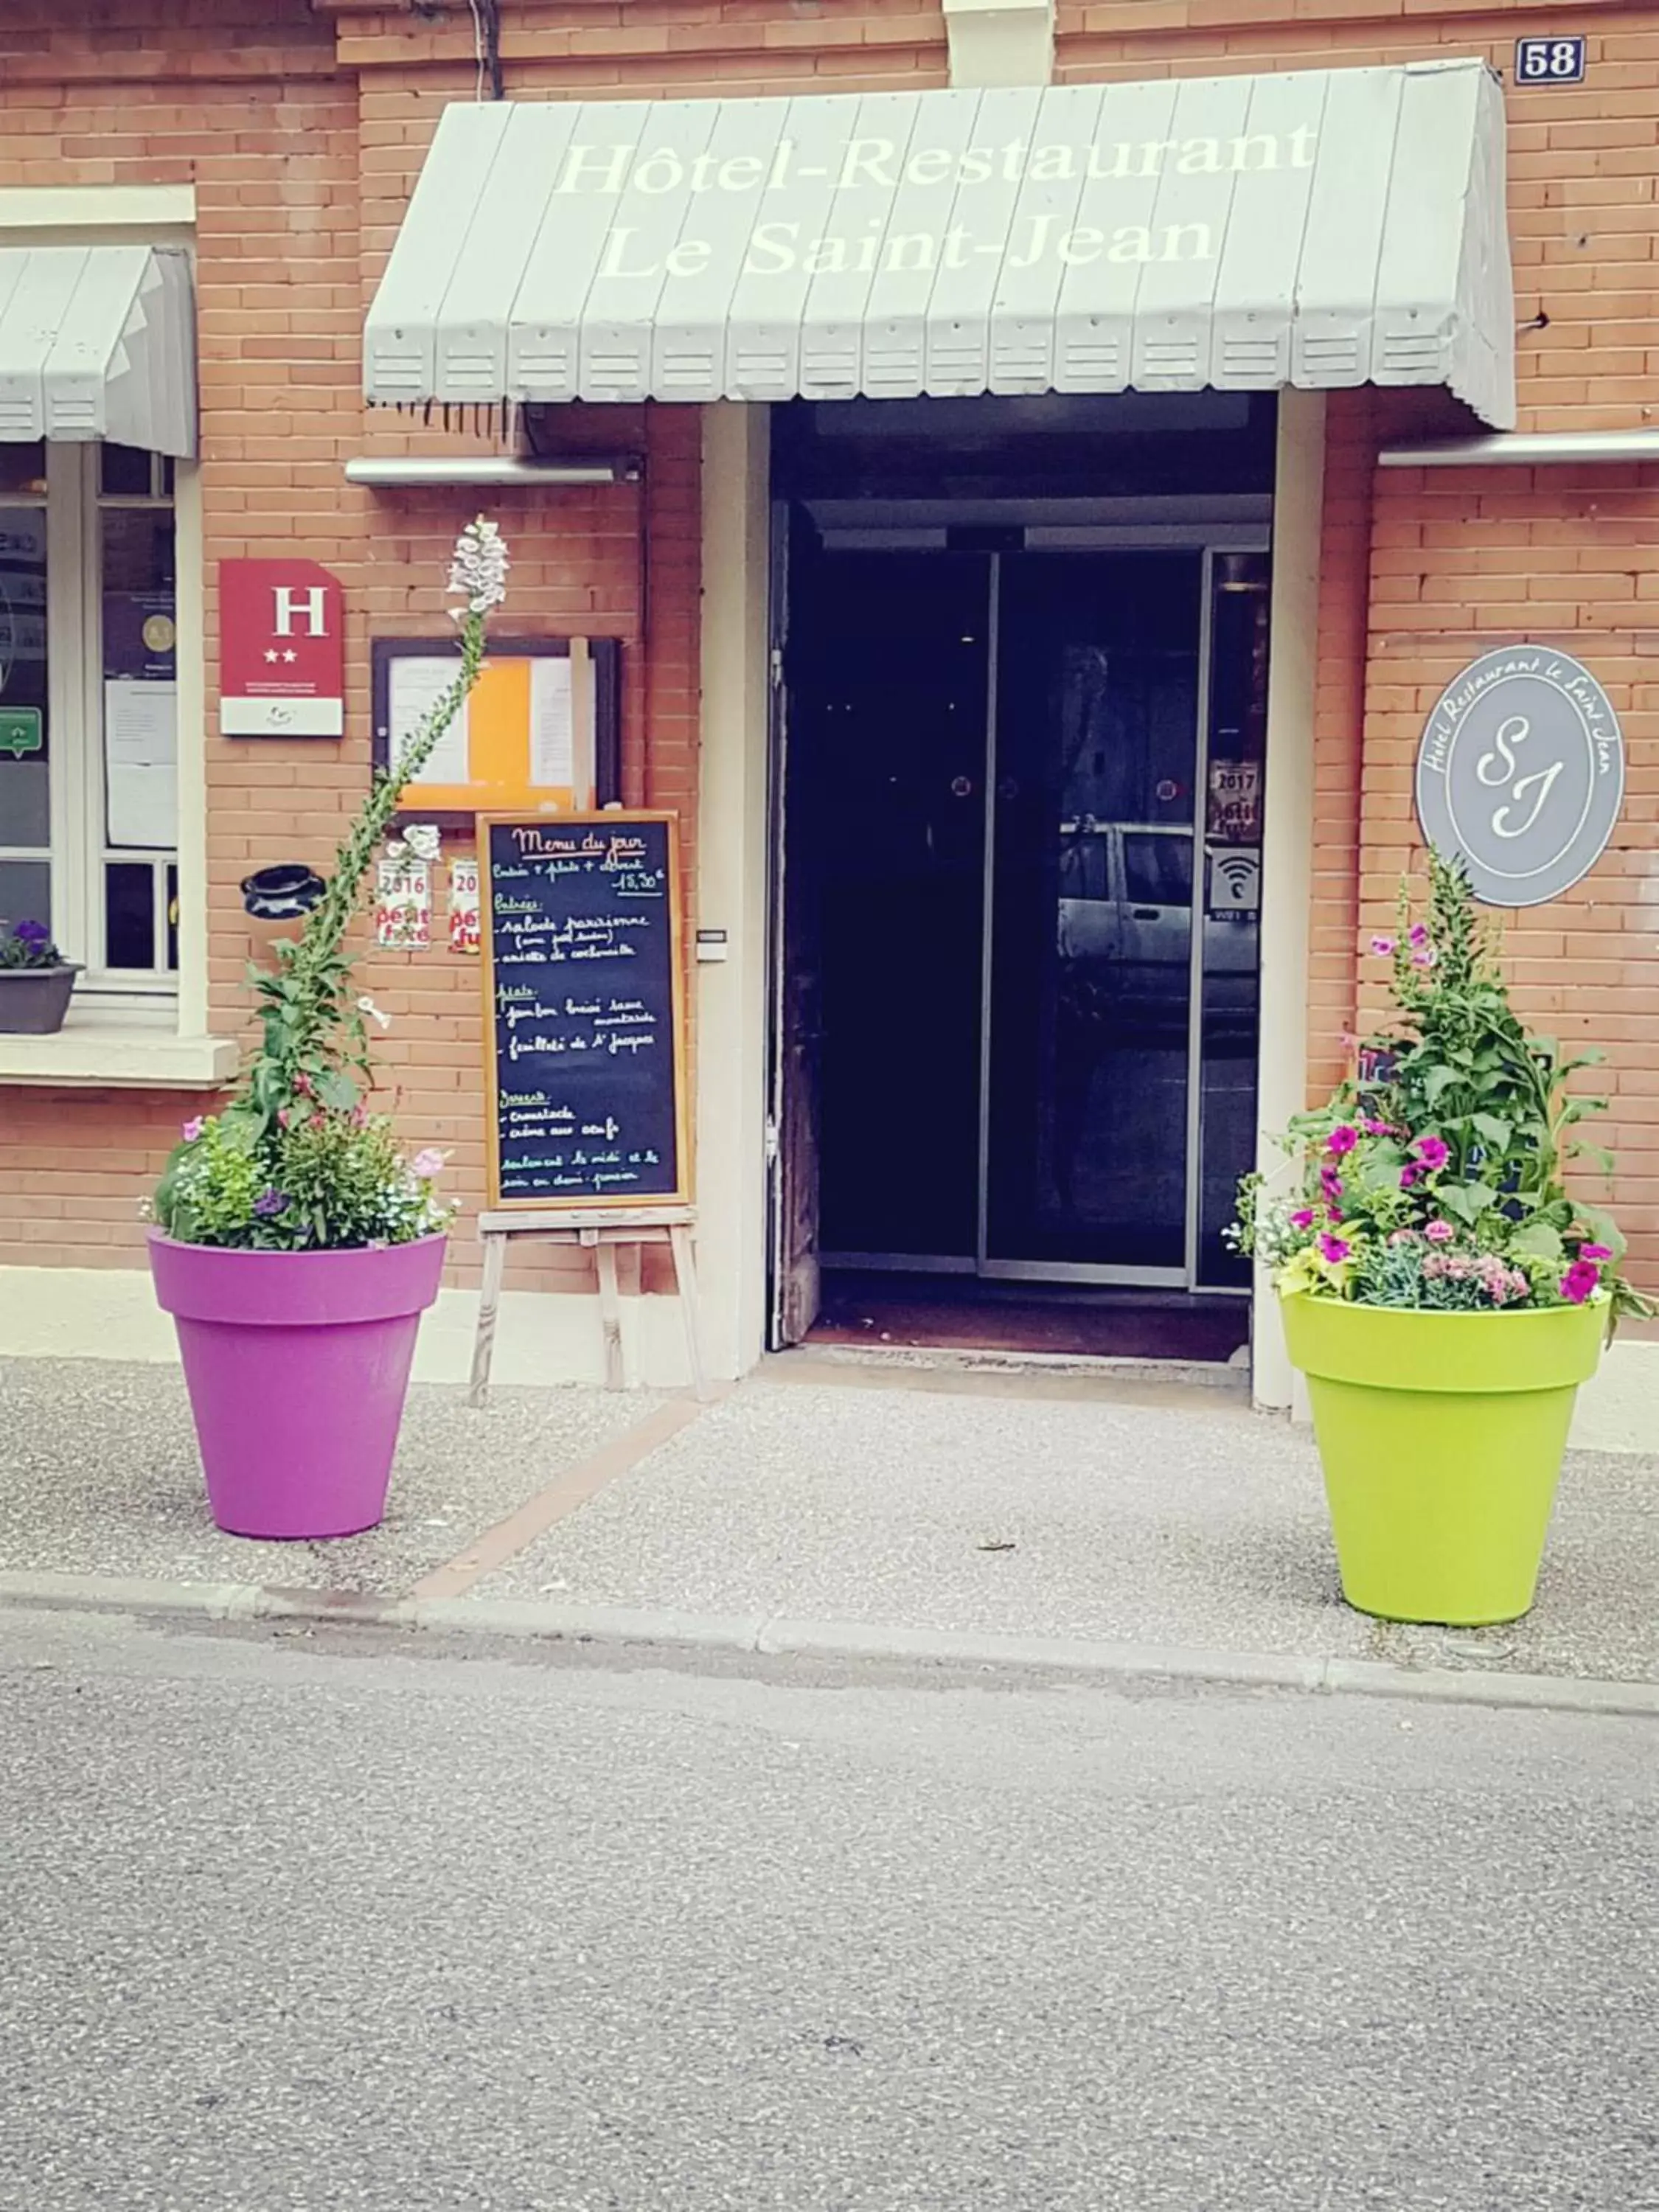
[2,1352,1657,1698]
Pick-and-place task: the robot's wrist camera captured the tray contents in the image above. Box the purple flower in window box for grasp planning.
[1,917,63,970]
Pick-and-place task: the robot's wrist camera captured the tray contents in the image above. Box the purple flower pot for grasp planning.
[147,1231,448,1539]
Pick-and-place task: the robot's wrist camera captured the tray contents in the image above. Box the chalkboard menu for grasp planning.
[479,813,687,1210]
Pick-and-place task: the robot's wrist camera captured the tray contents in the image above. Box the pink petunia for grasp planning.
[181,1117,204,1143]
[1327,1124,1358,1156]
[1290,1208,1316,1229]
[1412,1135,1450,1172]
[1580,1243,1613,1262]
[1424,1220,1455,1244]
[1559,1259,1601,1306]
[1399,1165,1424,1190]
[1318,1234,1351,1264]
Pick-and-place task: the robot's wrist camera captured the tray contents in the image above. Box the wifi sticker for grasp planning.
[1208,848,1261,915]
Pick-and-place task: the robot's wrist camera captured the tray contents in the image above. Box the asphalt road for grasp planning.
[4,1609,1657,2212]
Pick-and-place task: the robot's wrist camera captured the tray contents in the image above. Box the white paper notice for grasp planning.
[529,656,574,788]
[389,658,470,785]
[105,679,178,849]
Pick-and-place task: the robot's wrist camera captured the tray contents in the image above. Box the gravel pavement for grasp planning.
[464,1368,1659,1681]
[5,1352,1659,1686]
[0,1357,658,1595]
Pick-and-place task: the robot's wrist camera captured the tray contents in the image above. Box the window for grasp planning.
[1122,830,1194,908]
[0,439,178,995]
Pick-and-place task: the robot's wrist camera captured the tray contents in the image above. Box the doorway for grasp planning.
[767,402,1272,1349]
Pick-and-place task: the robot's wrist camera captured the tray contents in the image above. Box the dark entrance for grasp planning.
[768,395,1273,1349]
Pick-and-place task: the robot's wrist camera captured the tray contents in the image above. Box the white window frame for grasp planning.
[41,439,179,1003]
[0,187,218,1074]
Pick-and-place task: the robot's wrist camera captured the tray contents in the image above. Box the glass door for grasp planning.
[785,531,1267,1294]
[793,543,992,1267]
[984,552,1204,1279]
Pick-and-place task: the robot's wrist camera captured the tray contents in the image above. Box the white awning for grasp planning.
[0,246,197,459]
[364,60,1514,428]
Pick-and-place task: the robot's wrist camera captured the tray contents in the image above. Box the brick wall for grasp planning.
[4,0,1658,1294]
[1056,0,1659,1285]
[1,0,351,1271]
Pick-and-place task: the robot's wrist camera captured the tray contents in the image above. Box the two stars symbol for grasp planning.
[262,647,300,664]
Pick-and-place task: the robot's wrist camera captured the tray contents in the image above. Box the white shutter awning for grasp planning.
[365,59,1514,429]
[0,246,197,459]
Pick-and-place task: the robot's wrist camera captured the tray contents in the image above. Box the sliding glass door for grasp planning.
[793,533,1267,1290]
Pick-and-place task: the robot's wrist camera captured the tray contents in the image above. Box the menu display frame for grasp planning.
[371,634,622,824]
[478,808,689,1214]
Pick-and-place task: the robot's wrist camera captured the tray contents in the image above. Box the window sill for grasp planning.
[0,1012,238,1090]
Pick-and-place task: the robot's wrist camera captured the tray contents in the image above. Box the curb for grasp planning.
[3,1568,1658,1717]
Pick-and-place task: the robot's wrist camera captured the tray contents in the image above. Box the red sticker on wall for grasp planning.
[220,560,345,738]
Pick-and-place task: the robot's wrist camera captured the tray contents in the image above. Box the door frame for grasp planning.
[768,512,1270,1313]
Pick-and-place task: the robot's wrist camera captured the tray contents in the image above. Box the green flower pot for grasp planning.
[1280,1291,1605,1627]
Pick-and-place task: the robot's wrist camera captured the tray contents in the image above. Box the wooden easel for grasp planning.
[469,1203,709,1406]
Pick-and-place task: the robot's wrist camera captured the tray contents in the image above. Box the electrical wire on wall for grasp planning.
[464,0,504,100]
[634,447,652,810]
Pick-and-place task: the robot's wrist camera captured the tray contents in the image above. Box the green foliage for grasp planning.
[154,1116,265,1248]
[1231,852,1649,1327]
[154,1107,449,1253]
[1351,1234,1536,1313]
[150,519,505,1253]
[1367,854,1610,1242]
[241,635,485,1142]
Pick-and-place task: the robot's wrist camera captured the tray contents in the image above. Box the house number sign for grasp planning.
[1414,645,1624,907]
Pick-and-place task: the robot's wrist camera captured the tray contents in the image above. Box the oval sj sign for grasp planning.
[1414,646,1624,907]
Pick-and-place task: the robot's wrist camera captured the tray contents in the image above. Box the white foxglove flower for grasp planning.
[382,837,408,863]
[403,822,442,862]
[356,994,392,1031]
[447,515,509,619]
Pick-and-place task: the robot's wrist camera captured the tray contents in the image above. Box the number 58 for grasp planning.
[1516,35,1585,83]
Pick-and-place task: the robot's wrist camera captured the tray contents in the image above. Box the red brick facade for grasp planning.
[3,0,1657,1303]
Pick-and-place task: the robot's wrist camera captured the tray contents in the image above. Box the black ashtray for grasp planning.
[242,863,326,921]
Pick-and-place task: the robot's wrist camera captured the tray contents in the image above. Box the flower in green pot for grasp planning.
[0,918,82,1034]
[145,518,507,1543]
[1231,851,1649,1627]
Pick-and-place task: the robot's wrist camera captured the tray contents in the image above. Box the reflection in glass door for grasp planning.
[987,552,1203,1278]
[793,532,1268,1291]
